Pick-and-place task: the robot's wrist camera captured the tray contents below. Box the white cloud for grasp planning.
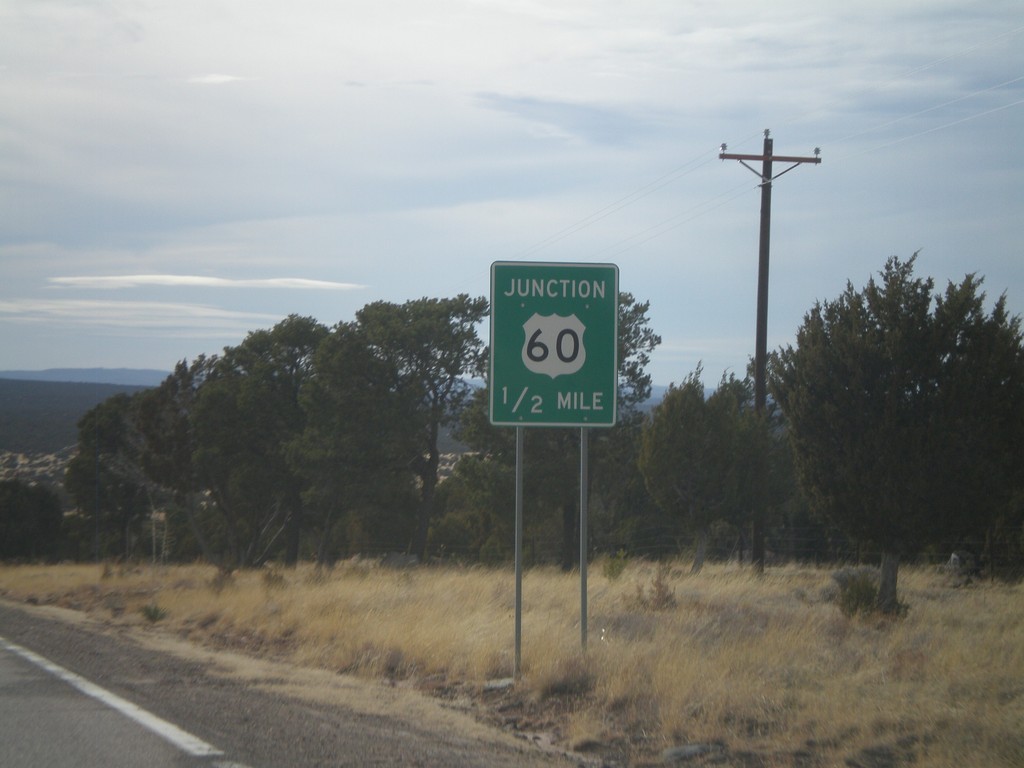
[48,275,366,290]
[187,74,251,85]
[0,298,279,331]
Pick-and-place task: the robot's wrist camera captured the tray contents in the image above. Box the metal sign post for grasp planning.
[490,262,618,677]
[514,426,524,678]
[579,427,589,650]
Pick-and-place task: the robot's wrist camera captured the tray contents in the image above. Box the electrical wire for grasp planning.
[773,23,1024,139]
[828,75,1024,148]
[515,154,715,258]
[508,131,766,262]
[584,57,1023,260]
[454,21,1022,279]
[593,180,757,261]
[834,94,1024,161]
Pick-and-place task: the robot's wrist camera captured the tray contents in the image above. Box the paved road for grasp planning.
[1,638,225,768]
[0,601,577,767]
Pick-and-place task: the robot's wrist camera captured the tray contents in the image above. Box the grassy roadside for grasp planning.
[1,559,1021,766]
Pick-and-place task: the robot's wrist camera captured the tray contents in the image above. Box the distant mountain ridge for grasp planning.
[0,368,169,387]
[0,378,153,454]
[0,369,668,456]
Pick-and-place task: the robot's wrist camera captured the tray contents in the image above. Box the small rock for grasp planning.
[483,677,515,691]
[662,743,724,763]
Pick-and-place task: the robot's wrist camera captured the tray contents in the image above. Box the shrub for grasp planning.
[207,569,235,594]
[634,563,676,611]
[535,654,595,699]
[831,566,879,616]
[601,550,629,581]
[140,602,167,623]
[262,567,287,590]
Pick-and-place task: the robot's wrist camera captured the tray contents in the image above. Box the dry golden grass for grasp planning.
[1,559,1021,766]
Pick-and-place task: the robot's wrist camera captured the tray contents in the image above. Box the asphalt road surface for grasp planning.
[0,601,578,767]
[1,637,223,768]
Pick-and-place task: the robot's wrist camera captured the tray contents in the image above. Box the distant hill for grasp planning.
[0,379,150,453]
[0,368,169,387]
[0,370,667,456]
[644,384,669,410]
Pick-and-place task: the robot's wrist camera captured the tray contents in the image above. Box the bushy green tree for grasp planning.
[0,479,63,561]
[135,356,220,565]
[132,316,416,567]
[772,255,1024,611]
[288,321,420,563]
[356,295,488,560]
[192,316,327,568]
[639,368,765,572]
[430,454,515,561]
[65,394,148,560]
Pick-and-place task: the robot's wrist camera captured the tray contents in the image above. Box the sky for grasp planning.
[1,0,1022,387]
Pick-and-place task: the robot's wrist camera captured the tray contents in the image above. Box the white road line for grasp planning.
[0,634,224,758]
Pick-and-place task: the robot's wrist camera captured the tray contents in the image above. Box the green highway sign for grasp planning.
[490,262,618,427]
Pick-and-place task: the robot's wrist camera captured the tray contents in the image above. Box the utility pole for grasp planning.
[719,130,820,573]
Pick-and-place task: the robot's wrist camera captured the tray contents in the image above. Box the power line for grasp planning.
[512,154,714,259]
[509,132,765,262]
[465,23,1024,273]
[592,77,1022,262]
[829,75,1024,147]
[610,25,1015,259]
[837,95,1024,160]
[774,23,1024,138]
[891,23,1024,79]
[594,179,756,260]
